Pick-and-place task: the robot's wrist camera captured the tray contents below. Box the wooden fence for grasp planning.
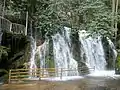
[8,67,95,83]
[0,16,26,35]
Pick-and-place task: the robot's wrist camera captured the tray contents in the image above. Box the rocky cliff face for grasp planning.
[0,31,30,77]
[115,23,120,74]
[102,37,116,70]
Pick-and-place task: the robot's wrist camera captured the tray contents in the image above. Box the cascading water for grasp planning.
[37,41,49,68]
[107,37,117,63]
[36,40,49,77]
[29,36,37,77]
[78,31,118,78]
[30,27,117,80]
[35,27,78,78]
[52,27,79,76]
[79,30,106,71]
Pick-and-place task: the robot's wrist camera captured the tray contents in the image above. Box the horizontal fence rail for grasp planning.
[9,67,95,83]
[0,16,26,35]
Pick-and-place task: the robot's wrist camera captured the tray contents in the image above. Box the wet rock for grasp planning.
[0,31,30,71]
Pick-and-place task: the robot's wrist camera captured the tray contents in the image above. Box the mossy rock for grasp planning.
[0,31,30,79]
[0,69,8,83]
[115,51,120,74]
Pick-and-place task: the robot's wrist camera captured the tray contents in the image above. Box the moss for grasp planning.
[46,57,54,68]
[0,46,9,61]
[115,51,120,74]
[0,69,8,83]
[117,55,120,67]
[46,37,54,68]
[24,42,31,63]
[35,52,40,68]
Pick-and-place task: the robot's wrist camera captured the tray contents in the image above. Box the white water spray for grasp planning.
[36,40,49,77]
[37,41,49,68]
[29,36,37,77]
[107,37,117,62]
[79,30,106,71]
[52,27,79,76]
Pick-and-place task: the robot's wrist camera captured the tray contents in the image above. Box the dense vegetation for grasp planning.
[4,0,119,38]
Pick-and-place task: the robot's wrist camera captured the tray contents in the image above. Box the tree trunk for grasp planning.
[111,0,115,29]
[25,11,28,35]
[115,0,119,34]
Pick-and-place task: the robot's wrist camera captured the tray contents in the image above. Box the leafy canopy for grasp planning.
[5,0,119,38]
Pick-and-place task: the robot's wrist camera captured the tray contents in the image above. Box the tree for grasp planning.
[5,0,120,38]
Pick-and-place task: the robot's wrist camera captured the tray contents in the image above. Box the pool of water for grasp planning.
[87,70,120,79]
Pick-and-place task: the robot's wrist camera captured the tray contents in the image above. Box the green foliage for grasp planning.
[0,69,8,82]
[115,51,120,74]
[116,55,120,68]
[78,0,112,37]
[46,57,55,68]
[0,46,9,61]
[5,0,120,38]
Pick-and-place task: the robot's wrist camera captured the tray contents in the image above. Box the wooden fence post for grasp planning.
[60,68,63,79]
[8,70,11,83]
[39,69,41,80]
[18,70,20,82]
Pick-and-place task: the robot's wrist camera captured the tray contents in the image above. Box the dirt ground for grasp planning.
[0,77,120,90]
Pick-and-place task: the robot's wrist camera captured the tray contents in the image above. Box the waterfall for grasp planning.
[35,27,78,77]
[36,40,49,77]
[107,37,117,63]
[29,36,37,77]
[37,40,49,68]
[52,27,79,76]
[30,27,117,79]
[79,30,106,71]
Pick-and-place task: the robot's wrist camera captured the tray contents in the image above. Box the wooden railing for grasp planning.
[8,67,95,83]
[0,16,26,35]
